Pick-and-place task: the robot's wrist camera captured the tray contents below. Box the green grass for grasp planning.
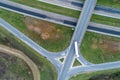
[97,0,120,9]
[81,32,120,64]
[0,8,73,52]
[70,68,120,80]
[0,27,57,80]
[73,59,81,66]
[10,0,120,28]
[91,14,120,27]
[0,54,32,80]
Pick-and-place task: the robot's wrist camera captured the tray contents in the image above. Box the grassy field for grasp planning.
[81,32,120,64]
[70,68,120,80]
[0,9,73,52]
[0,27,57,80]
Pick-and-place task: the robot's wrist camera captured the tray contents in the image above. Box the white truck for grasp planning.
[74,41,79,57]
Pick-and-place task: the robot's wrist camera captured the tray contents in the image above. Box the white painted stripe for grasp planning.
[75,41,79,57]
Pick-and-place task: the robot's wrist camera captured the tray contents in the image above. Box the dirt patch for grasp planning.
[99,40,120,53]
[91,39,120,53]
[25,17,61,40]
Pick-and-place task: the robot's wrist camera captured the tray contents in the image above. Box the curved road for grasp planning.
[0,45,40,80]
[0,18,62,72]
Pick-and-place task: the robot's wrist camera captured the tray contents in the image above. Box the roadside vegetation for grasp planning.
[81,32,120,64]
[0,52,32,80]
[70,68,120,80]
[0,9,73,52]
[10,0,120,27]
[0,27,57,80]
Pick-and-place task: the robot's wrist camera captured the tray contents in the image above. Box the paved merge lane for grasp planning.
[58,0,97,80]
[67,61,120,79]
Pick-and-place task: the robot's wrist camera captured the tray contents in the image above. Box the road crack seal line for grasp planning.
[0,45,40,80]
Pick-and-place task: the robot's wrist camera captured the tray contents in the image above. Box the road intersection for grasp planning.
[0,0,120,80]
[58,0,97,79]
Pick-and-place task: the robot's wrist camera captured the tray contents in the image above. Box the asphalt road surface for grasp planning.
[1,0,120,80]
[57,0,97,80]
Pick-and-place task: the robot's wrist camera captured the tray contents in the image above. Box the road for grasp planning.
[0,18,62,72]
[57,0,97,80]
[0,0,120,38]
[38,0,120,19]
[0,44,40,80]
[1,0,120,80]
[67,61,120,80]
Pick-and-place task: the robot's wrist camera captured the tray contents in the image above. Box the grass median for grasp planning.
[10,0,120,28]
[97,0,120,9]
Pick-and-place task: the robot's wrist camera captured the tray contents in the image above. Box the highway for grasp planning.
[0,0,120,38]
[38,0,120,19]
[57,0,97,80]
